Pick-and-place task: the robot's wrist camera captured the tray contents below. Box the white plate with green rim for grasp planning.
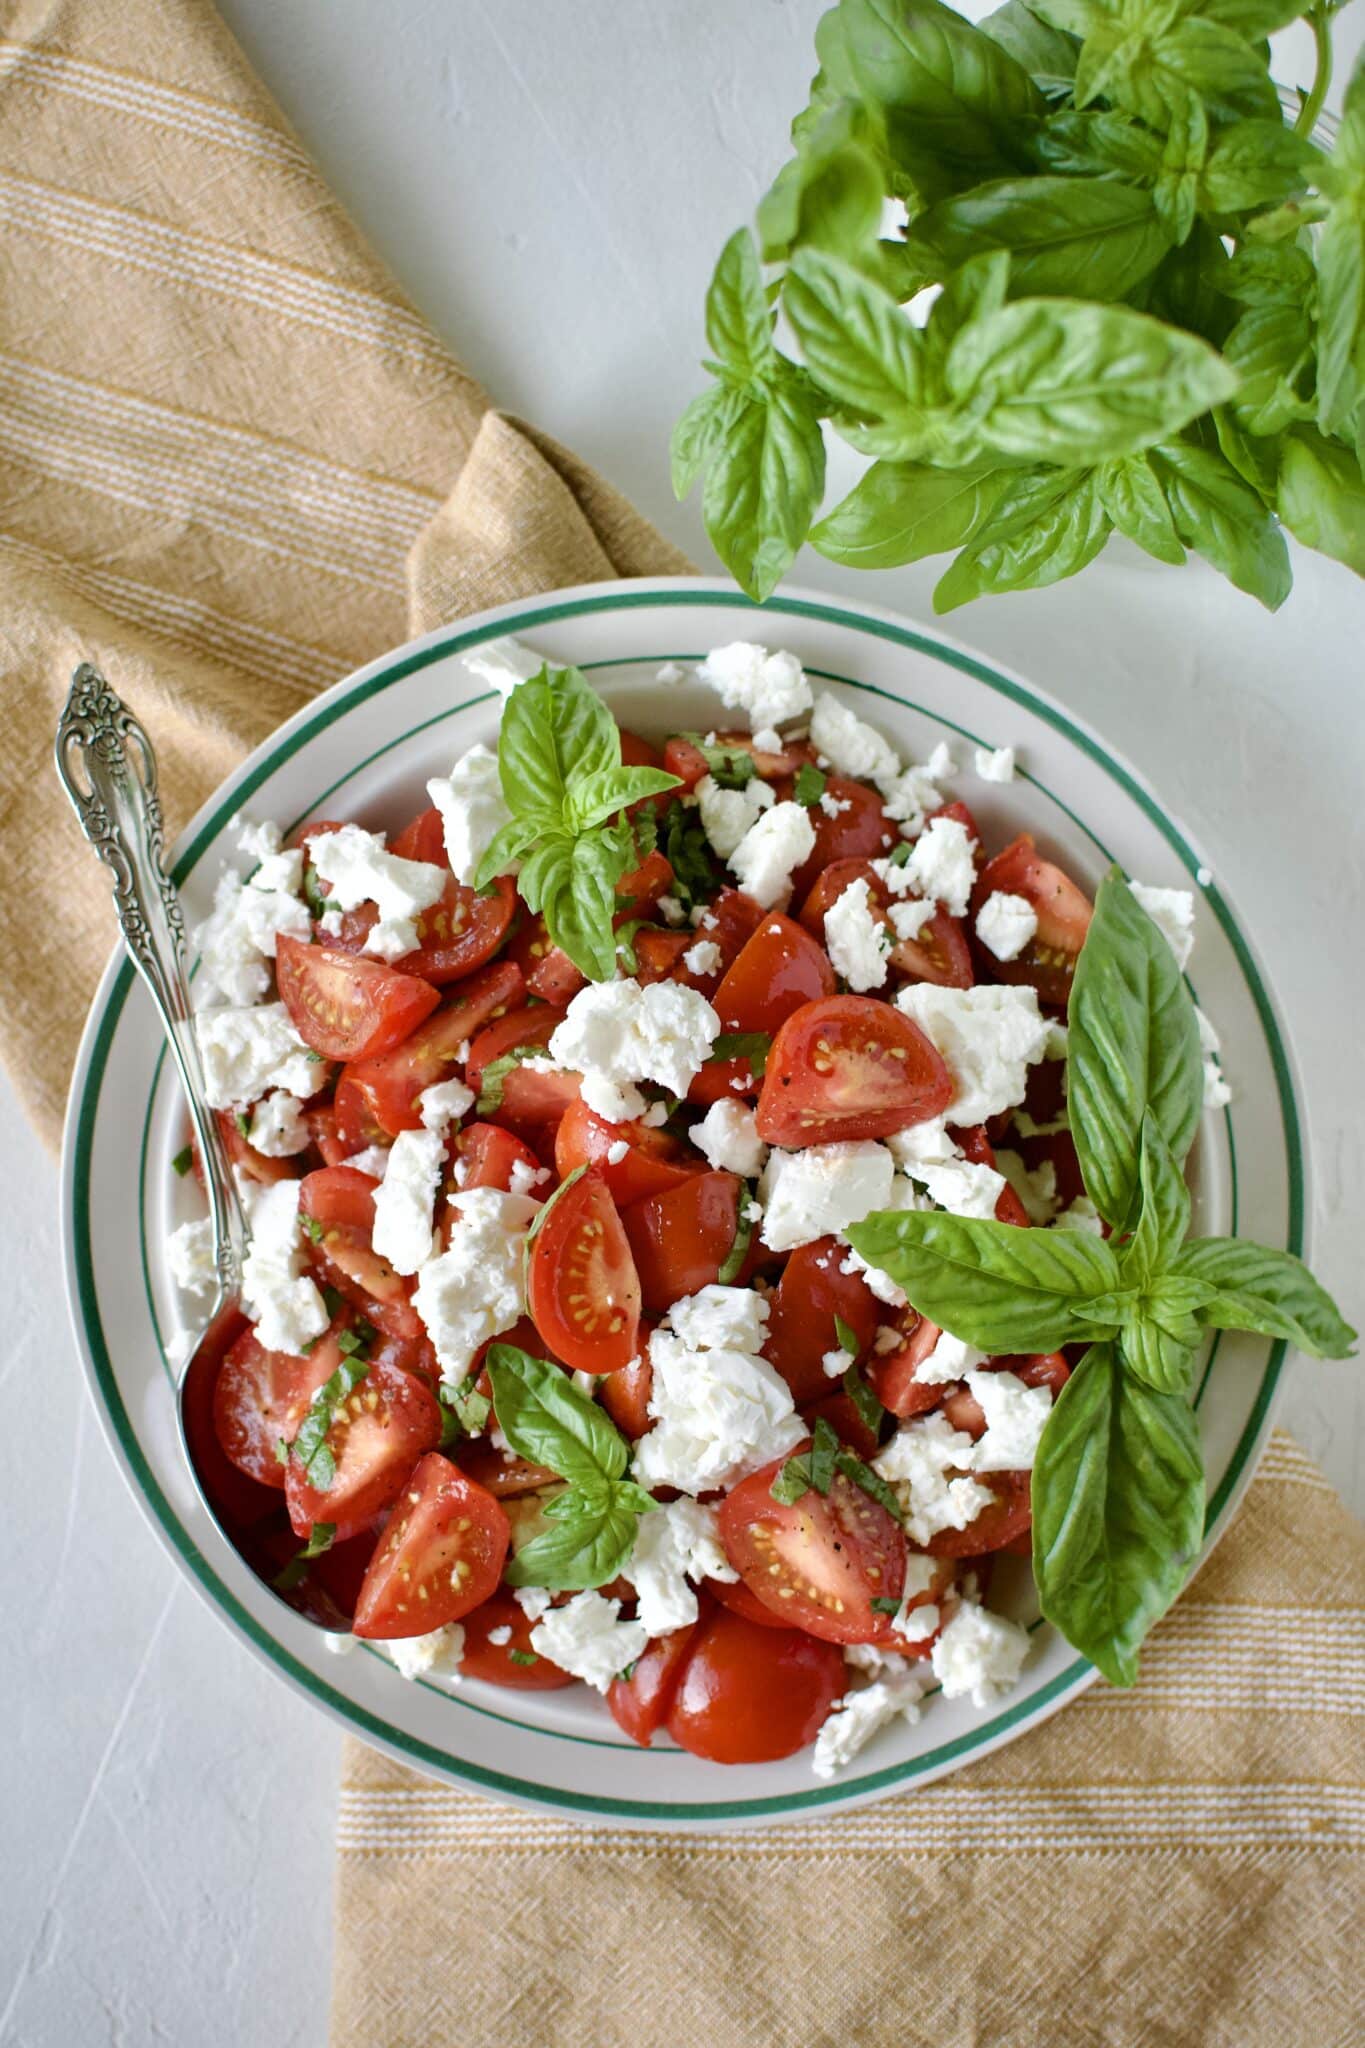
[61,576,1304,1830]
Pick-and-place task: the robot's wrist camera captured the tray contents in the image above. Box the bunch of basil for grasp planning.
[673,0,1364,611]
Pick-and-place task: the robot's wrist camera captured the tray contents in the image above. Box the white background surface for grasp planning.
[3,3,1362,2043]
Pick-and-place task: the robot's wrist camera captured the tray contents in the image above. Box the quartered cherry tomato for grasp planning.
[298,1165,423,1340]
[923,1472,1033,1557]
[212,1323,337,1487]
[712,912,836,1038]
[465,1002,576,1129]
[762,1236,883,1404]
[460,1591,575,1689]
[276,935,440,1062]
[352,1453,509,1638]
[756,994,953,1147]
[448,1121,543,1197]
[784,775,896,902]
[972,834,1093,1005]
[719,1446,909,1644]
[622,1170,751,1317]
[334,960,523,1147]
[868,1313,951,1418]
[284,1355,442,1544]
[526,1168,641,1373]
[555,1097,700,1206]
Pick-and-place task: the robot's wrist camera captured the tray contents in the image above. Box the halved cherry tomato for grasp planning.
[210,1108,299,1187]
[285,1354,442,1543]
[555,1097,699,1207]
[664,732,812,791]
[972,833,1093,1005]
[713,912,836,1038]
[598,1350,654,1440]
[953,1123,1031,1228]
[762,1237,883,1404]
[622,1170,749,1317]
[608,1611,705,1746]
[930,797,984,845]
[298,1165,423,1340]
[633,928,694,985]
[526,1169,641,1373]
[1017,1350,1071,1397]
[615,847,674,916]
[449,1121,543,1197]
[338,873,517,986]
[307,1528,381,1622]
[665,1606,845,1763]
[335,960,523,1146]
[276,934,440,1063]
[786,775,897,902]
[456,1436,561,1498]
[352,1452,509,1638]
[757,994,953,1147]
[798,856,887,939]
[212,1323,338,1487]
[868,1313,949,1418]
[460,1591,575,1689]
[924,1471,1033,1557]
[304,1101,350,1166]
[704,1574,793,1630]
[889,904,975,989]
[801,1389,881,1459]
[696,887,767,972]
[466,1002,576,1129]
[719,1446,908,1643]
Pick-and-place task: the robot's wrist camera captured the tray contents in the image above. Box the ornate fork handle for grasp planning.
[56,663,246,1297]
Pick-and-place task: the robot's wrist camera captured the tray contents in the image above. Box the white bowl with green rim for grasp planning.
[61,576,1304,1830]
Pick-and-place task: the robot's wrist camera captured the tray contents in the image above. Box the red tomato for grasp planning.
[508,915,587,1007]
[181,1306,284,1533]
[756,994,954,1147]
[762,1237,883,1404]
[298,1165,422,1340]
[889,904,975,989]
[275,935,440,1063]
[972,834,1093,1005]
[209,1109,298,1188]
[285,1354,442,1543]
[456,1435,560,1498]
[526,1169,641,1373]
[618,730,677,818]
[598,1351,654,1440]
[608,1613,704,1746]
[340,873,517,986]
[352,1453,509,1638]
[212,1324,337,1487]
[622,1170,749,1317]
[797,856,887,938]
[868,1314,949,1418]
[460,1591,575,1689]
[697,887,767,971]
[719,1448,909,1644]
[664,732,811,790]
[713,912,836,1038]
[953,1123,1031,1228]
[466,1003,577,1128]
[304,1101,350,1167]
[632,928,694,985]
[387,807,445,865]
[336,961,523,1146]
[615,847,674,916]
[931,797,984,845]
[924,1472,1032,1557]
[666,1606,845,1764]
[785,775,896,902]
[704,1574,793,1630]
[1017,1350,1071,1397]
[555,1097,698,1207]
[449,1121,542,1196]
[802,1390,881,1460]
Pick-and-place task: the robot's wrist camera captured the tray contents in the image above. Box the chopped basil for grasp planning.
[336,1321,376,1358]
[769,1459,811,1506]
[302,863,328,918]
[477,1044,550,1115]
[808,1416,839,1492]
[302,1522,336,1557]
[833,1314,861,1359]
[675,732,756,789]
[617,1659,638,1682]
[439,1379,493,1446]
[793,762,827,807]
[304,1214,325,1243]
[706,1031,771,1075]
[771,1417,840,1505]
[717,1192,754,1286]
[321,1284,346,1320]
[171,1144,194,1178]
[614,919,652,973]
[289,1356,371,1491]
[508,1648,539,1667]
[870,1595,901,1616]
[834,1448,904,1526]
[234,1111,251,1141]
[887,842,914,868]
[660,800,721,911]
[842,1363,886,1439]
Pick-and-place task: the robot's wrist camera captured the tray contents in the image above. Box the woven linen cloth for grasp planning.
[0,5,1359,2046]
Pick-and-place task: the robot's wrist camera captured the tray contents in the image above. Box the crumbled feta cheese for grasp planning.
[818,790,851,819]
[994,1147,1059,1224]
[194,837,312,1006]
[824,877,891,991]
[247,1090,311,1157]
[428,742,513,887]
[697,642,813,732]
[605,1138,629,1165]
[627,1497,735,1635]
[822,1345,856,1379]
[548,977,719,1124]
[1130,882,1196,969]
[693,1099,767,1178]
[727,800,817,909]
[417,1076,474,1136]
[870,856,920,899]
[513,1585,553,1623]
[240,1179,328,1355]
[529,1592,648,1693]
[973,745,1016,783]
[196,1003,325,1110]
[752,728,782,757]
[905,816,977,918]
[1055,1195,1105,1234]
[965,1369,1052,1472]
[412,1188,540,1386]
[914,1329,989,1385]
[655,662,686,686]
[809,693,901,784]
[759,1141,895,1253]
[887,1119,1004,1220]
[683,939,722,976]
[1196,1006,1232,1109]
[875,742,955,834]
[318,907,344,939]
[345,1145,392,1180]
[874,1413,995,1547]
[372,1127,446,1275]
[386,1624,466,1683]
[667,1284,770,1357]
[306,823,446,961]
[633,1290,800,1494]
[931,1601,1030,1707]
[656,894,687,927]
[461,635,544,698]
[892,1602,940,1646]
[696,774,774,860]
[486,1625,513,1647]
[812,1666,925,1778]
[887,897,936,944]
[168,1216,215,1299]
[896,984,1052,1124]
[975,889,1038,963]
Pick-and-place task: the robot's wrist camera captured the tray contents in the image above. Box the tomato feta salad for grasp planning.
[167,638,1239,1777]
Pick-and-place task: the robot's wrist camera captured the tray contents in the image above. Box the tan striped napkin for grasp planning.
[2,6,1360,2045]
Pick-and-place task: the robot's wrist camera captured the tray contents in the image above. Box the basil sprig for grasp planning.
[673,0,1365,611]
[473,664,679,979]
[845,870,1355,1686]
[485,1346,658,1592]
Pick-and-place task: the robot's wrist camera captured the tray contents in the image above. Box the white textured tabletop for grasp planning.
[3,3,1362,2042]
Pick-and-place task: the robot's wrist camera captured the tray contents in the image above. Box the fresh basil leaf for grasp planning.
[758,119,887,272]
[837,0,1046,176]
[933,465,1109,609]
[497,664,618,821]
[707,1031,772,1073]
[979,0,1081,95]
[1078,16,1278,132]
[567,767,681,836]
[907,177,1170,301]
[717,1194,756,1286]
[705,226,778,381]
[503,1497,643,1594]
[675,733,756,788]
[1199,120,1320,216]
[1211,405,1279,506]
[1067,868,1204,1235]
[844,1362,886,1436]
[486,1344,630,1489]
[700,377,827,602]
[793,762,829,806]
[290,1356,371,1491]
[301,1522,336,1558]
[1122,1112,1191,1284]
[171,1144,193,1178]
[1097,452,1185,565]
[1153,90,1206,248]
[1033,107,1162,182]
[812,457,1006,568]
[672,381,743,500]
[1148,440,1293,608]
[1170,1239,1358,1358]
[659,800,721,911]
[1217,241,1316,309]
[1196,0,1309,31]
[834,1446,906,1523]
[1032,1340,1205,1687]
[1116,1309,1199,1396]
[844,1207,1124,1352]
[946,299,1237,462]
[537,835,622,982]
[784,249,932,442]
[1224,302,1315,437]
[1278,427,1365,575]
[1316,78,1365,440]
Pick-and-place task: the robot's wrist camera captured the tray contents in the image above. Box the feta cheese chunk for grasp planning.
[683,939,723,977]
[812,1666,925,1779]
[627,1497,736,1636]
[888,897,936,944]
[1196,1006,1232,1110]
[904,816,977,917]
[759,1141,895,1253]
[1130,882,1196,969]
[460,635,544,698]
[529,1592,648,1693]
[693,1099,768,1178]
[196,1002,324,1110]
[697,642,813,732]
[247,1091,311,1158]
[876,743,954,834]
[965,1368,1052,1472]
[697,772,775,861]
[874,1412,995,1548]
[386,1624,466,1683]
[931,1601,1030,1707]
[513,1585,553,1623]
[240,1179,328,1355]
[914,1329,989,1385]
[973,745,1016,783]
[727,801,815,908]
[824,877,891,991]
[548,977,720,1124]
[428,742,513,887]
[994,1147,1059,1224]
[633,1290,801,1494]
[412,1188,540,1387]
[666,1283,770,1357]
[194,831,312,1006]
[809,693,900,784]
[975,890,1038,963]
[888,1119,1005,1221]
[306,823,447,962]
[417,1076,475,1135]
[896,984,1052,1125]
[168,1216,215,1299]
[372,1127,446,1276]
